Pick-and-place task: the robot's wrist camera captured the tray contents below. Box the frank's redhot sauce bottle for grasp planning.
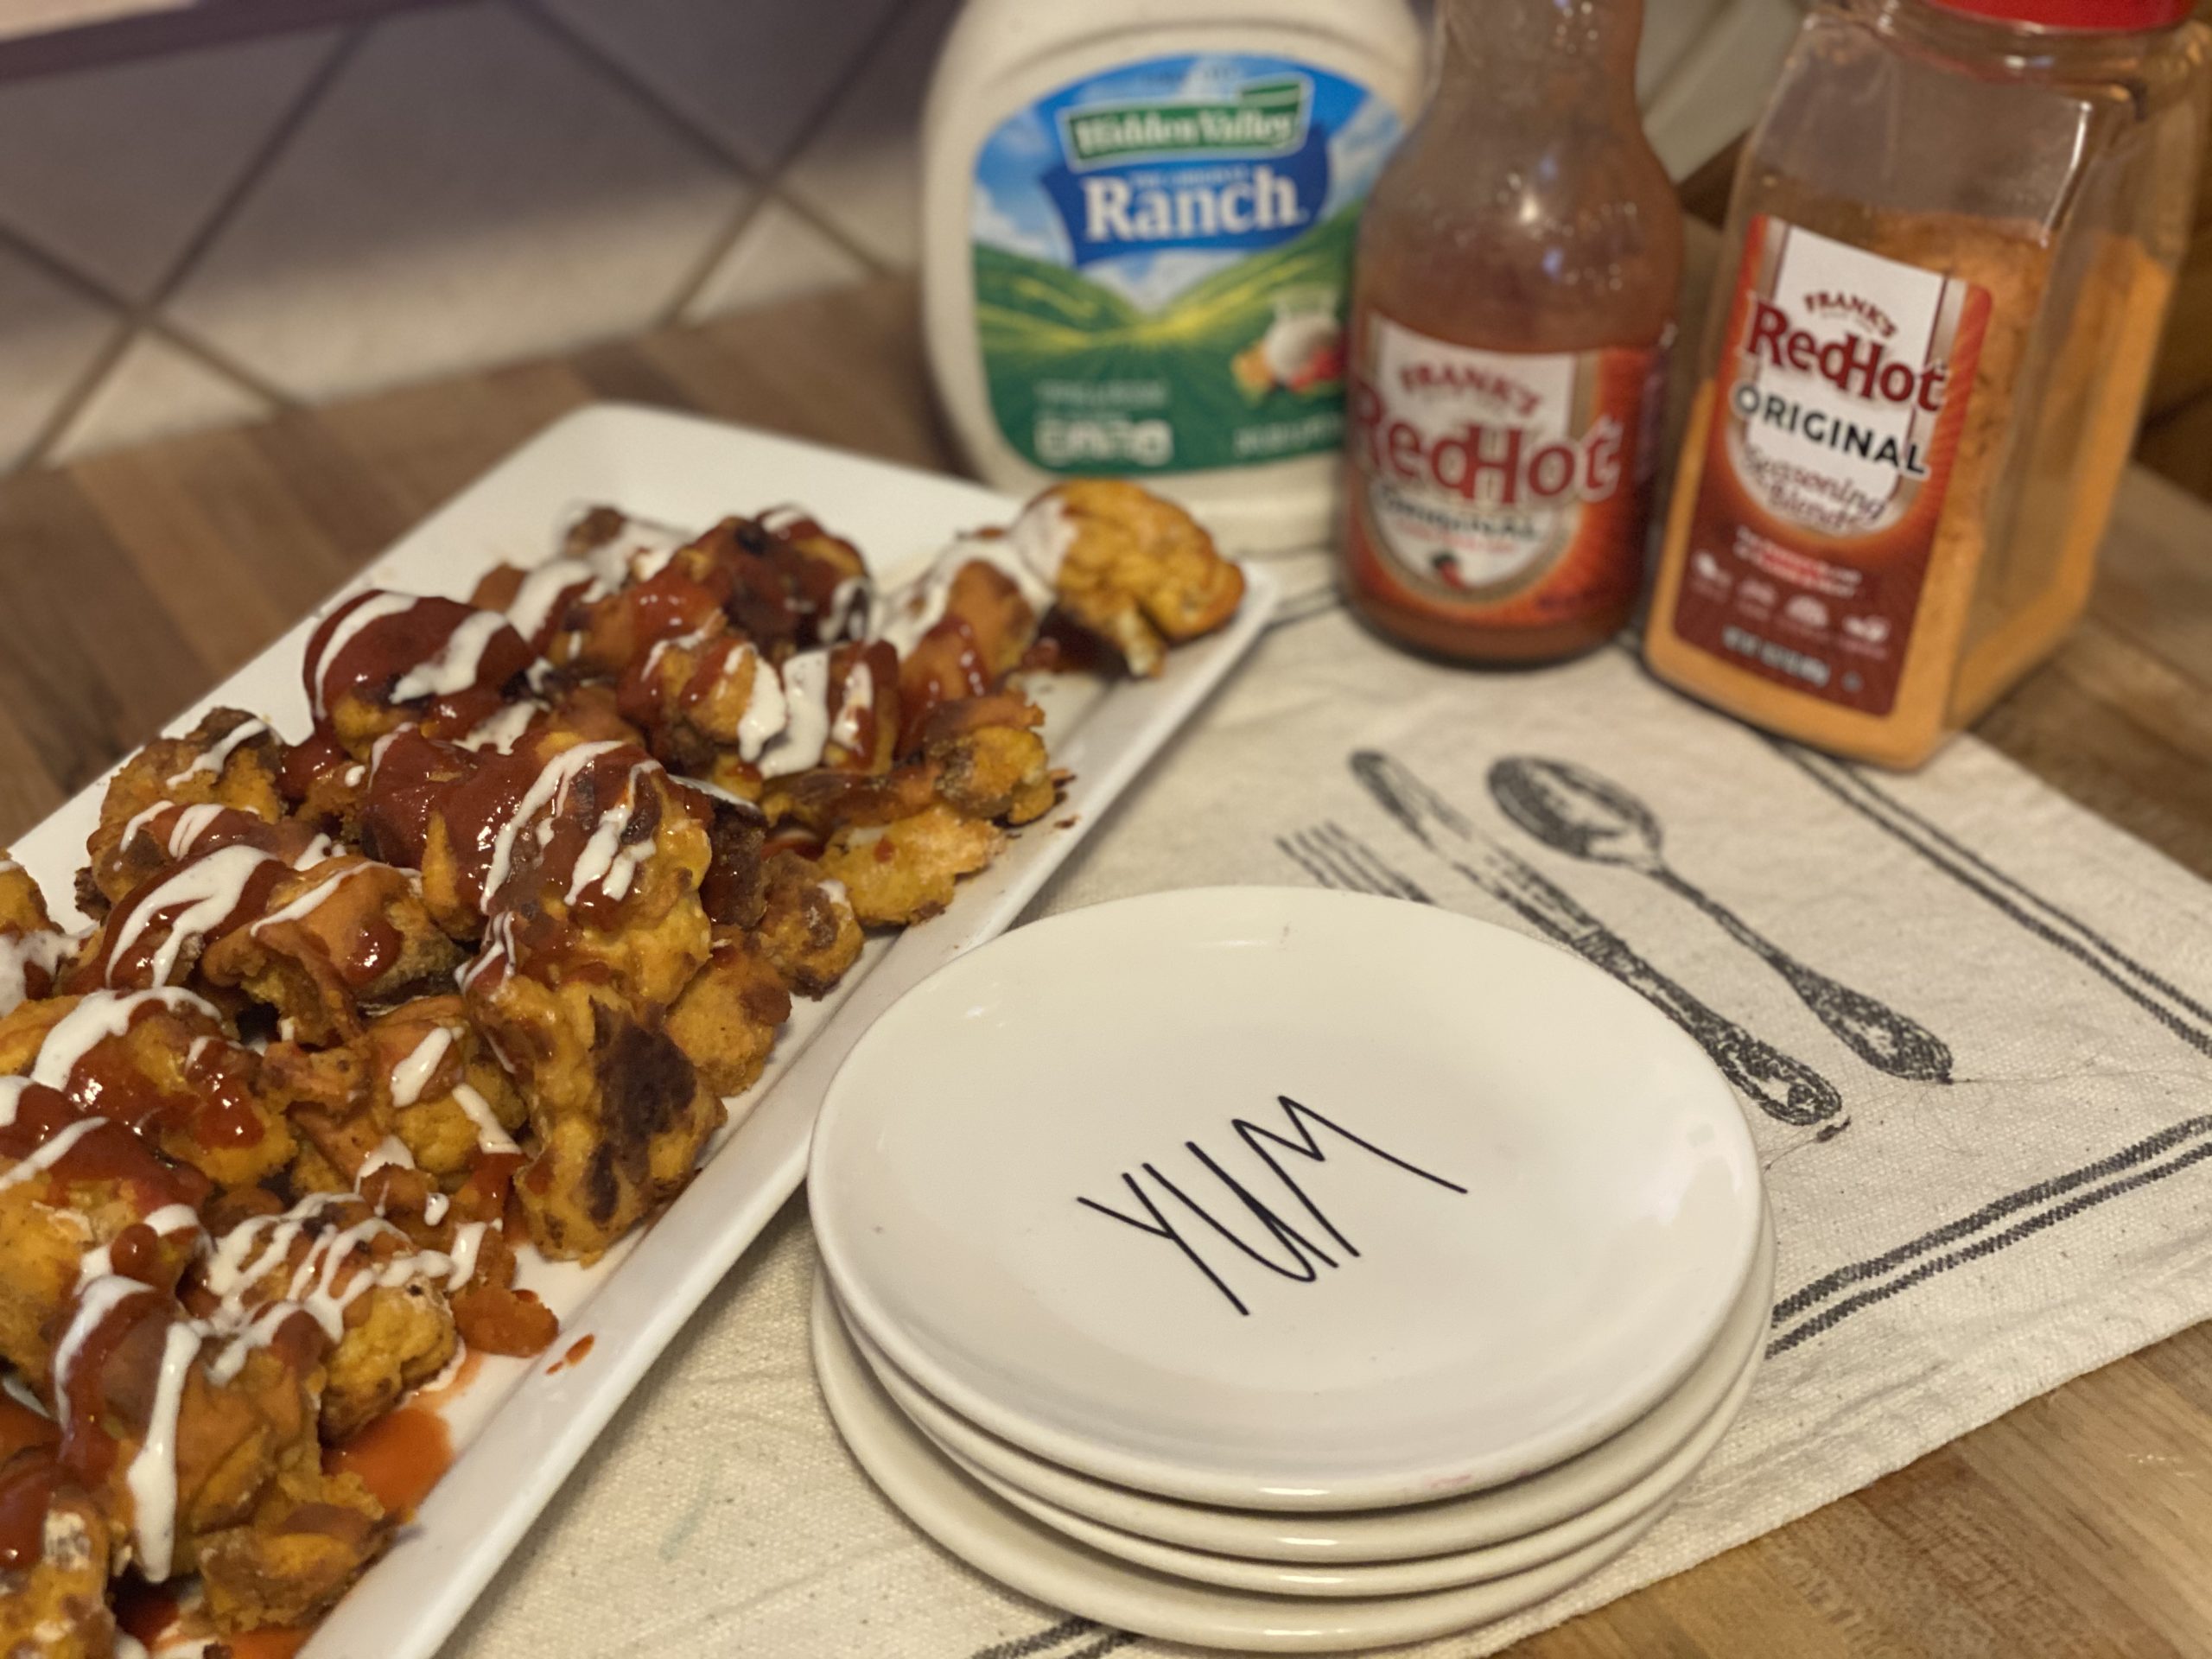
[1339,0,1682,664]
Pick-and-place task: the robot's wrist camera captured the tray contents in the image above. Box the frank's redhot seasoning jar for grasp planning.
[1340,0,1681,664]
[1646,0,2209,768]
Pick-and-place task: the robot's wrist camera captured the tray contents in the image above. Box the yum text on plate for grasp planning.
[1075,1095,1469,1316]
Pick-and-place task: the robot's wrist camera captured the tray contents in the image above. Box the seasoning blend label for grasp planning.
[1669,217,1992,714]
[1343,315,1665,626]
[969,54,1402,475]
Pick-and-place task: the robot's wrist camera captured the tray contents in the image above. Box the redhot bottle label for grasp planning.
[1344,313,1662,630]
[1670,216,1992,715]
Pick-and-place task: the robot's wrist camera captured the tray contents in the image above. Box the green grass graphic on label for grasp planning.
[976,209,1358,474]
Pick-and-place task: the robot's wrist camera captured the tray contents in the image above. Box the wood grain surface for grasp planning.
[4,275,2210,1656]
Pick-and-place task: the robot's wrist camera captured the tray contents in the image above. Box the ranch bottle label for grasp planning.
[969,54,1402,474]
[1669,216,1992,715]
[1344,314,1667,626]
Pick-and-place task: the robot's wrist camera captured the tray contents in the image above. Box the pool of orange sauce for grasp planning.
[92,1350,483,1657]
[546,1333,594,1374]
[325,1402,454,1518]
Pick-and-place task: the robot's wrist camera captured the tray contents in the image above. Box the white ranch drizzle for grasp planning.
[505,558,607,643]
[74,1204,202,1290]
[443,1220,488,1289]
[308,593,424,718]
[639,625,715,687]
[358,1134,448,1223]
[620,525,688,584]
[734,651,786,765]
[0,927,73,1017]
[0,1369,45,1416]
[165,803,229,859]
[125,1320,202,1580]
[102,845,276,986]
[480,741,626,908]
[0,1076,29,1126]
[388,1027,454,1109]
[163,719,270,787]
[563,763,655,906]
[199,1195,456,1383]
[754,648,835,781]
[0,1117,105,1193]
[825,575,872,642]
[461,699,543,754]
[828,658,874,753]
[871,497,1072,657]
[247,866,355,937]
[449,1083,519,1155]
[458,910,520,996]
[53,1274,155,1434]
[390,609,511,703]
[32,988,219,1090]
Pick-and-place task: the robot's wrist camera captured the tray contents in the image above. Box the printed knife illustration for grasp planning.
[1351,750,1847,1129]
[1488,756,1954,1084]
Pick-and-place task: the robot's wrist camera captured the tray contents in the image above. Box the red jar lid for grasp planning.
[1923,0,2194,28]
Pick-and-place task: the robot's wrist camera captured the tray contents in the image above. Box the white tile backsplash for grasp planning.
[167,3,750,402]
[47,330,275,463]
[779,0,961,270]
[684,200,873,323]
[0,242,120,469]
[0,0,1776,474]
[539,0,903,172]
[0,30,340,302]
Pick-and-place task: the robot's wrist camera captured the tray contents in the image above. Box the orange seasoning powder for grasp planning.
[1642,0,2206,769]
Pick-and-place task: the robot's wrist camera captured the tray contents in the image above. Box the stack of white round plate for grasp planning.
[808,888,1771,1654]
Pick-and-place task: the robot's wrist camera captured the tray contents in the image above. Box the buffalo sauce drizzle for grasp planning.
[303,590,534,738]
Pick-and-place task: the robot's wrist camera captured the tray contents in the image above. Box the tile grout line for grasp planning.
[756,0,932,284]
[509,0,903,327]
[16,22,374,469]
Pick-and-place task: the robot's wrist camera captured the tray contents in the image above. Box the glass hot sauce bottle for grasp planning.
[1339,0,1682,664]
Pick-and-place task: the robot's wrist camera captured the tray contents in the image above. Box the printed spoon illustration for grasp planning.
[1351,750,1847,1129]
[1488,757,1954,1084]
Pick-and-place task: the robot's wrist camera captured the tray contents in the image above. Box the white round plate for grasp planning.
[810,1278,1675,1653]
[842,1213,1774,1565]
[893,1301,1758,1597]
[810,887,1764,1510]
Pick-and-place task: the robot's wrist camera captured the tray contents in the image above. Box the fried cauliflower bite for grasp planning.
[1045,479,1245,676]
[0,992,294,1192]
[504,996,725,1262]
[303,591,536,760]
[83,709,289,889]
[194,1459,388,1634]
[753,852,862,997]
[199,856,464,1046]
[364,996,524,1185]
[914,692,1057,827]
[414,734,714,1007]
[0,1447,117,1659]
[818,804,1006,928]
[85,801,328,919]
[0,1080,208,1384]
[0,859,73,1021]
[41,1280,386,1624]
[664,932,791,1099]
[181,1192,459,1441]
[556,562,728,682]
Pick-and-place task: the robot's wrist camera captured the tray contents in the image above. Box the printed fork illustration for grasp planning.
[1302,760,1851,1132]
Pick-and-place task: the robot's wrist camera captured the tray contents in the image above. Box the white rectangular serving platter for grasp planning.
[8,403,1277,1659]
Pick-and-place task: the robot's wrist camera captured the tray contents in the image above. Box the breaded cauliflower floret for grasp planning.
[1047,478,1245,676]
[818,803,1004,927]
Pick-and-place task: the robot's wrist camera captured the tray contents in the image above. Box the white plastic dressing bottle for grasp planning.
[921,0,1427,554]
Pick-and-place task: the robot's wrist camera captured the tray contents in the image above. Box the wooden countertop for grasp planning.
[6,275,2212,1656]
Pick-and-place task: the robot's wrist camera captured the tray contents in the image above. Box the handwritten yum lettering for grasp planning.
[1076,1096,1469,1317]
